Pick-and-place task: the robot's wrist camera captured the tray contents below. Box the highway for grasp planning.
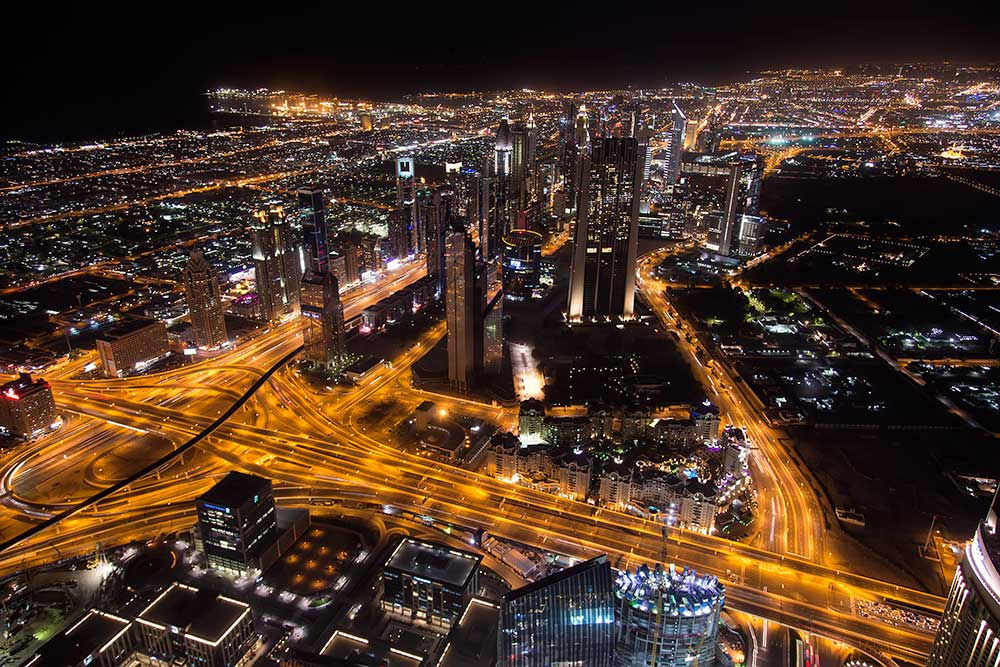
[0,252,943,663]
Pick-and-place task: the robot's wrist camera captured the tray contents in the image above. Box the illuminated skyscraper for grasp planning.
[446,230,476,393]
[499,555,616,667]
[196,471,277,574]
[182,248,228,349]
[423,185,455,294]
[665,102,687,186]
[559,102,580,218]
[614,564,724,667]
[525,111,538,169]
[929,490,1000,667]
[251,205,300,322]
[714,155,763,257]
[300,270,346,370]
[567,137,642,321]
[492,118,514,259]
[511,121,529,210]
[297,188,328,274]
[297,185,347,370]
[396,156,422,255]
[0,373,57,439]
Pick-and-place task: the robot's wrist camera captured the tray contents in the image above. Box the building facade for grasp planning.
[182,249,229,349]
[499,555,616,667]
[196,471,278,573]
[380,539,481,628]
[0,373,57,439]
[614,564,724,667]
[251,205,301,322]
[96,318,169,377]
[567,137,642,321]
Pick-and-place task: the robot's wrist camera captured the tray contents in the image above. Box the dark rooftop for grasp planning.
[503,555,610,602]
[138,582,249,642]
[33,609,131,666]
[197,471,272,509]
[97,317,163,341]
[384,539,481,588]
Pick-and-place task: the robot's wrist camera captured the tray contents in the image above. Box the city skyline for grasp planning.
[3,39,1000,667]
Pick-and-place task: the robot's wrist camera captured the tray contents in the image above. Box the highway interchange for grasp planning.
[0,251,944,664]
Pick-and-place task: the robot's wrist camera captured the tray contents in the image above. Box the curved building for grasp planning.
[502,229,544,301]
[929,494,1000,667]
[615,563,724,667]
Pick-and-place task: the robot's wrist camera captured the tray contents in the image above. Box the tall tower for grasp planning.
[424,185,455,295]
[511,121,529,211]
[492,118,514,259]
[929,490,1000,667]
[525,111,538,169]
[559,102,580,218]
[446,231,476,393]
[716,155,763,257]
[297,188,328,275]
[182,249,228,349]
[396,156,422,255]
[567,137,642,322]
[297,185,347,370]
[251,205,300,322]
[300,270,346,370]
[665,102,687,186]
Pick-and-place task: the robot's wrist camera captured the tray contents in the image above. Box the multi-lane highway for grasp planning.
[0,251,943,663]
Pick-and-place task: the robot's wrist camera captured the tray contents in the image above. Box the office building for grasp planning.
[251,205,301,322]
[713,155,763,257]
[511,120,529,210]
[929,490,1000,667]
[182,249,229,349]
[559,102,580,218]
[492,118,514,258]
[615,564,724,667]
[446,230,477,393]
[502,229,544,301]
[394,157,421,256]
[196,471,278,573]
[423,185,455,294]
[360,113,373,132]
[26,609,136,667]
[298,185,348,371]
[478,258,505,378]
[135,583,256,667]
[298,188,329,274]
[665,102,687,186]
[0,373,57,439]
[380,538,481,627]
[96,318,169,377]
[567,137,642,321]
[498,555,616,667]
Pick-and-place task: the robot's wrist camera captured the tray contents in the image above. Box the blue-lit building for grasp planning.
[499,555,616,667]
[196,472,278,574]
[614,564,724,667]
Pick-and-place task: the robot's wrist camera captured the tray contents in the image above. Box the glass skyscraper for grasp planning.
[498,555,616,667]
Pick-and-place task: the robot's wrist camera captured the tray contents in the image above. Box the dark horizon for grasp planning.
[6,0,1000,143]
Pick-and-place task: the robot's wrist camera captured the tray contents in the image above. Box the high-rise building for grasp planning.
[929,490,1000,667]
[567,137,642,321]
[446,231,476,393]
[96,318,170,377]
[251,205,301,322]
[298,188,329,275]
[559,102,580,218]
[493,118,515,259]
[360,113,374,132]
[614,564,724,667]
[395,157,422,256]
[511,121,529,210]
[423,185,455,294]
[300,269,347,370]
[713,155,763,257]
[478,259,504,378]
[525,111,538,170]
[0,373,57,439]
[665,102,687,186]
[298,185,348,371]
[182,249,228,349]
[196,471,278,573]
[498,555,616,667]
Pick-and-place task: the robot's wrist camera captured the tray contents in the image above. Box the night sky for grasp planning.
[6,1,1000,142]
